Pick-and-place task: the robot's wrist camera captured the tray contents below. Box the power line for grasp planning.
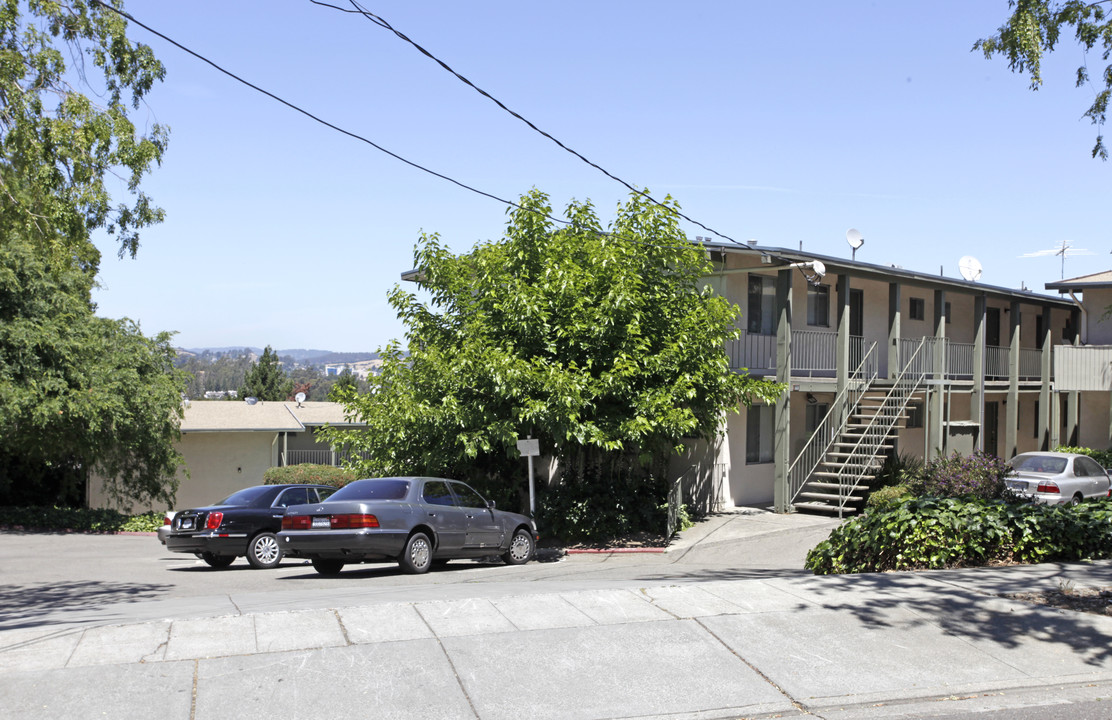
[311,0,746,247]
[88,1,707,256]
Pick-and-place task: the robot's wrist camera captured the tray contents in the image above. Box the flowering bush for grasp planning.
[911,451,1013,501]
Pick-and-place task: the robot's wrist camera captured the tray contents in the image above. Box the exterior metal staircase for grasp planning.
[789,338,935,517]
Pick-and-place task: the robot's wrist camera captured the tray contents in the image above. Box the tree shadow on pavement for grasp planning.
[0,581,165,631]
[765,570,1112,667]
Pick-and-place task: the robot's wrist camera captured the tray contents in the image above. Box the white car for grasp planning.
[157,510,176,545]
[1006,452,1112,505]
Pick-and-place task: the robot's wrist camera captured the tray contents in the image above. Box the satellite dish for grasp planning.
[294,391,306,405]
[958,256,983,282]
[245,396,258,405]
[846,228,864,261]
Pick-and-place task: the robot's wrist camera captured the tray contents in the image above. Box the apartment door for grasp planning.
[986,307,1001,347]
[984,401,1000,456]
[850,289,864,337]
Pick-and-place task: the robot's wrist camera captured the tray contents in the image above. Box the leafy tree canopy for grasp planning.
[320,189,782,508]
[240,346,294,402]
[0,1,183,508]
[976,0,1112,159]
[0,234,187,509]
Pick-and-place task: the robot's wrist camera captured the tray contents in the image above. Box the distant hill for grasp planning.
[178,347,379,366]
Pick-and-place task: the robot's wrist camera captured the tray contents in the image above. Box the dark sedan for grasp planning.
[166,484,337,569]
[278,477,537,575]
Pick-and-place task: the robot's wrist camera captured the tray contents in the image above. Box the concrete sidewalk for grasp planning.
[3,557,1112,719]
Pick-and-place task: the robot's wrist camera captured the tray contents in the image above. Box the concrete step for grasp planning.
[804,481,870,493]
[799,491,865,503]
[793,501,860,515]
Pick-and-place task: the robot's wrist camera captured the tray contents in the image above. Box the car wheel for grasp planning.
[200,552,235,569]
[246,532,282,569]
[399,532,432,574]
[502,528,535,565]
[311,558,345,575]
[1071,493,1084,506]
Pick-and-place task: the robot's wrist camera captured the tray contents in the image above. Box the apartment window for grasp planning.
[805,402,829,436]
[909,297,925,321]
[1034,400,1040,438]
[746,404,774,464]
[906,401,924,428]
[945,302,952,324]
[807,285,830,327]
[747,275,776,335]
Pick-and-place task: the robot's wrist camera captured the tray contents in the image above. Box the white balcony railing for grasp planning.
[732,333,1051,382]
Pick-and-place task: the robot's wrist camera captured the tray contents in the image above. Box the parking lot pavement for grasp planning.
[5,516,1112,719]
[4,561,1112,719]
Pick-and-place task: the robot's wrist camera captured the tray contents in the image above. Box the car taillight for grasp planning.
[283,515,311,530]
[205,512,223,530]
[163,516,172,526]
[330,514,379,529]
[1036,481,1060,494]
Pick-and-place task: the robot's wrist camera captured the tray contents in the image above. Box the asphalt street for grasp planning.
[3,509,1112,720]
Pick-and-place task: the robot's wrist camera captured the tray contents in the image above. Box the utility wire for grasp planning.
[89,1,706,256]
[311,0,746,247]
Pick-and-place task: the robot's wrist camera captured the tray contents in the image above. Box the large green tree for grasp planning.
[0,1,184,508]
[976,0,1112,159]
[240,346,294,401]
[320,189,782,517]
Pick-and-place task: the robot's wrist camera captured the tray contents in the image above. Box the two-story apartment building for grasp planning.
[696,241,1089,517]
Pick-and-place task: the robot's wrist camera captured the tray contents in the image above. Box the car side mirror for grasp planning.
[487,499,496,509]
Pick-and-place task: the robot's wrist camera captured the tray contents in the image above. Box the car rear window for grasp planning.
[215,486,275,506]
[1010,455,1067,474]
[327,479,410,501]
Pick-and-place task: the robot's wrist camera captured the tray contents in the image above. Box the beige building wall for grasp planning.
[725,408,775,507]
[88,431,279,512]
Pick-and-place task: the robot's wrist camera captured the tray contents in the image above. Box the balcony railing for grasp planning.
[732,332,1052,382]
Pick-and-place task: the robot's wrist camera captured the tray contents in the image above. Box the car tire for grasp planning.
[1071,493,1084,506]
[200,552,235,569]
[311,558,345,575]
[399,532,432,574]
[246,532,282,569]
[502,528,535,565]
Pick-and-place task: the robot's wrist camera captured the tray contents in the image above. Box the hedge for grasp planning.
[0,506,163,533]
[262,464,358,488]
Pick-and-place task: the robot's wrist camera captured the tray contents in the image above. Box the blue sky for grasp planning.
[91,1,1112,351]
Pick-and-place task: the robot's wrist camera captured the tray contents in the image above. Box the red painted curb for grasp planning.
[566,547,667,554]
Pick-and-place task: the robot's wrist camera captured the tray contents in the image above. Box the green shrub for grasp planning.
[0,506,164,533]
[912,451,1014,501]
[1056,446,1112,469]
[866,484,912,509]
[806,496,1112,574]
[538,473,668,542]
[870,452,924,490]
[263,464,358,488]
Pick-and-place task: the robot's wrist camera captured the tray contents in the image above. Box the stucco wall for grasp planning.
[88,431,279,512]
[725,407,775,507]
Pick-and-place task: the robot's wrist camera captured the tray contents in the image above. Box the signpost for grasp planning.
[516,436,540,515]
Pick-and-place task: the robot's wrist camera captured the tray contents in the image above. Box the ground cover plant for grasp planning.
[810,448,1112,574]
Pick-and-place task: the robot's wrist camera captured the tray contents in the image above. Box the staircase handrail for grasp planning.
[825,337,935,515]
[786,341,879,505]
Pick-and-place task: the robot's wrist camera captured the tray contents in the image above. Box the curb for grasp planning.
[566,547,666,554]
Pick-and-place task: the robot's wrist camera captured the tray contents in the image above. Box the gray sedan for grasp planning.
[278,477,537,575]
[1006,452,1111,505]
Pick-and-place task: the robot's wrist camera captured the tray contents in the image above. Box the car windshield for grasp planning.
[327,479,410,502]
[1009,455,1067,474]
[215,486,274,506]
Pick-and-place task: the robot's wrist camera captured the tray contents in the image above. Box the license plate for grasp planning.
[312,516,330,529]
[1006,480,1026,491]
[181,518,194,530]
